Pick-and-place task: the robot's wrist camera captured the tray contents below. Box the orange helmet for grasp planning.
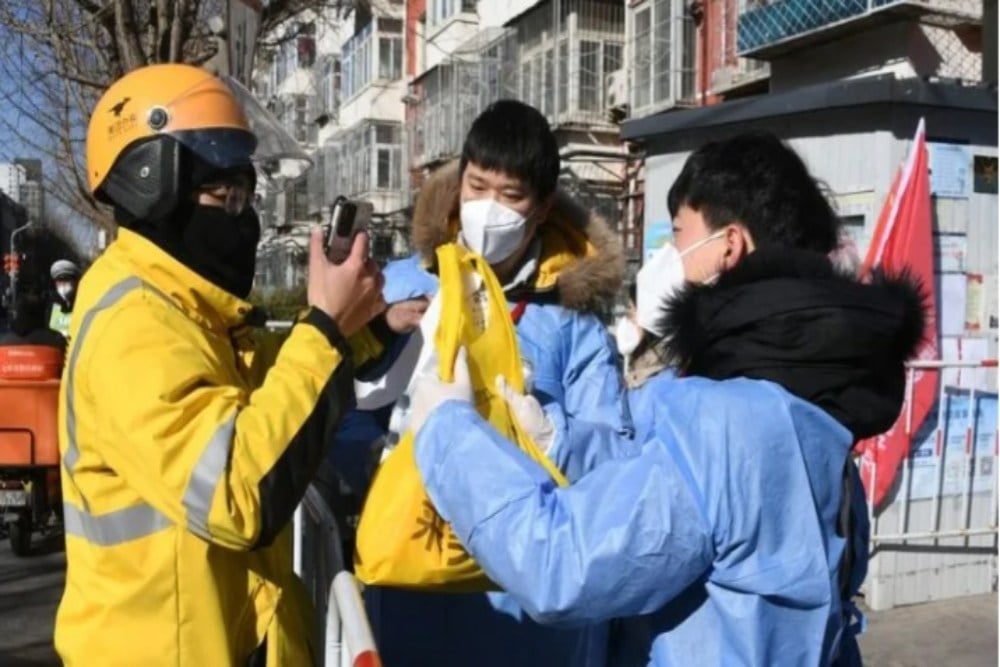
[86,64,257,223]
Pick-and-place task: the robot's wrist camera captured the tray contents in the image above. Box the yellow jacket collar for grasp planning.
[114,228,254,333]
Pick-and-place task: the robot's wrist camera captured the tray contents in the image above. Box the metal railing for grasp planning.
[293,484,383,667]
[868,359,998,546]
[738,0,983,54]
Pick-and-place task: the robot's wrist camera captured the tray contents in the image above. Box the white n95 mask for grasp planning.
[459,199,528,264]
[636,231,725,337]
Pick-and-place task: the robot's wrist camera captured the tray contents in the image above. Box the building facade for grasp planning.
[250,0,764,291]
[253,2,409,291]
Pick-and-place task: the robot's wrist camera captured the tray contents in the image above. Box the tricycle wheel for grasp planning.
[9,513,32,556]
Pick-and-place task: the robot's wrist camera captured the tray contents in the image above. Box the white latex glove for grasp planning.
[408,346,474,435]
[496,376,556,454]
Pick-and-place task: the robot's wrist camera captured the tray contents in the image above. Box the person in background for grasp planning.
[0,291,66,351]
[410,132,927,666]
[48,259,80,338]
[365,99,627,667]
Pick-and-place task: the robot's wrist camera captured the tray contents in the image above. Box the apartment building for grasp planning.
[251,0,745,286]
[253,2,409,289]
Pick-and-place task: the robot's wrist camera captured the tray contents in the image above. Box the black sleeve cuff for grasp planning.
[300,307,352,361]
[368,311,398,349]
[354,312,402,380]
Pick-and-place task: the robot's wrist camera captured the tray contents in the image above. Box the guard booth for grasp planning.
[621,75,998,610]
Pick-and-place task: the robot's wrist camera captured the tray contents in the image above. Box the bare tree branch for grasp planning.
[0,0,341,241]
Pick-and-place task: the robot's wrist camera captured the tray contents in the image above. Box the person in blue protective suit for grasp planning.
[363,100,627,667]
[409,132,928,666]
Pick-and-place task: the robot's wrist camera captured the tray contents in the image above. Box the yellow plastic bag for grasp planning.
[353,243,567,592]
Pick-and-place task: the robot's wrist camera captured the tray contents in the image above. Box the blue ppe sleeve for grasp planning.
[415,401,714,626]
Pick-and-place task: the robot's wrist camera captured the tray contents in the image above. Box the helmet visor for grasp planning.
[221,75,312,184]
[155,74,312,184]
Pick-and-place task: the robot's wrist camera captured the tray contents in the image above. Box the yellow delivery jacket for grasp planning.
[55,229,380,666]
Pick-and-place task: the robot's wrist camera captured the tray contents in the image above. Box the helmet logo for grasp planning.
[109,97,131,117]
[148,107,169,131]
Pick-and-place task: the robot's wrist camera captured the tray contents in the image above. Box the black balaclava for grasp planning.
[134,202,261,300]
[131,149,261,300]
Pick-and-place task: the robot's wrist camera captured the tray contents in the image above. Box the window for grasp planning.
[297,36,316,69]
[653,0,672,102]
[342,20,402,99]
[321,57,341,114]
[579,40,601,112]
[680,16,696,100]
[532,53,543,111]
[379,18,403,33]
[275,42,288,84]
[292,179,310,221]
[293,96,309,143]
[557,40,569,114]
[634,7,652,110]
[576,40,623,113]
[341,23,373,99]
[379,34,403,81]
[632,0,695,111]
[373,123,401,191]
[430,0,474,26]
[329,121,403,197]
[483,43,505,102]
[544,48,554,116]
[604,43,623,83]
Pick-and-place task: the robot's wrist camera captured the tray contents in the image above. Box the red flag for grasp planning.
[856,119,938,510]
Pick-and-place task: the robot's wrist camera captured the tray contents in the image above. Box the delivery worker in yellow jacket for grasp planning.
[55,64,394,666]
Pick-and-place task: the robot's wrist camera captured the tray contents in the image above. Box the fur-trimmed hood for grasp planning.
[410,161,624,314]
[660,248,927,440]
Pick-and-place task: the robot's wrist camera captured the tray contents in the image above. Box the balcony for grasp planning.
[738,0,982,58]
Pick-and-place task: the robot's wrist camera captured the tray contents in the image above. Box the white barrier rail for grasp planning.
[330,572,382,667]
[294,484,383,667]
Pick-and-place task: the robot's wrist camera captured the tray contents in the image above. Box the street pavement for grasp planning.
[0,531,64,666]
[0,532,995,666]
[858,593,997,667]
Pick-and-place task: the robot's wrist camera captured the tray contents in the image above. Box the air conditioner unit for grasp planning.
[605,69,628,109]
[711,66,736,91]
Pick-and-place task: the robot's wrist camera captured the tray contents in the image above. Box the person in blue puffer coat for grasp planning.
[408,132,928,665]
[344,100,630,667]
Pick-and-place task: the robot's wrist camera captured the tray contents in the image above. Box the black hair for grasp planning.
[667,132,841,254]
[459,99,560,200]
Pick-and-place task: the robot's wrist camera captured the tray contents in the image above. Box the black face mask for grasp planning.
[180,204,261,299]
[133,203,261,300]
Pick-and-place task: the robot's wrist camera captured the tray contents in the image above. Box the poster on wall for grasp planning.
[965,273,985,332]
[938,273,967,337]
[928,143,971,199]
[642,219,673,263]
[934,233,967,273]
[973,156,998,194]
[907,390,998,500]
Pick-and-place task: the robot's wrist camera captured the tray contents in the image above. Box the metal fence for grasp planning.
[293,485,382,667]
[738,0,983,54]
[866,358,999,610]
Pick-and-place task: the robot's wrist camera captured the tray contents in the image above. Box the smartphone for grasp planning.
[325,196,373,264]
